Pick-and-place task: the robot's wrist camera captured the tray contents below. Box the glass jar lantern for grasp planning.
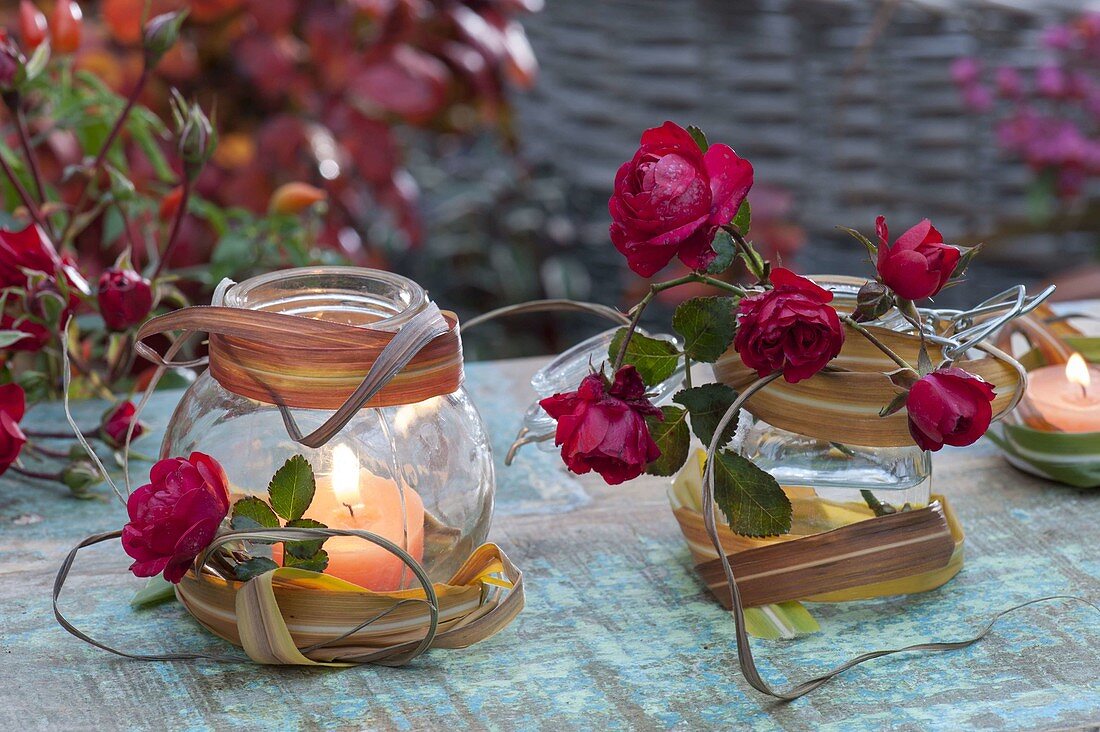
[161,267,495,590]
[729,279,931,536]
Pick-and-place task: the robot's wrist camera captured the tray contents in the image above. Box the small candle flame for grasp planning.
[331,443,361,507]
[1066,353,1091,397]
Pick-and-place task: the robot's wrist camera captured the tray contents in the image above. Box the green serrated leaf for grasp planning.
[731,200,751,235]
[686,125,709,152]
[672,296,738,363]
[283,549,329,573]
[711,450,792,537]
[707,229,736,275]
[267,455,316,521]
[234,557,280,581]
[285,518,328,559]
[645,406,691,476]
[608,329,681,386]
[230,496,280,530]
[674,383,740,448]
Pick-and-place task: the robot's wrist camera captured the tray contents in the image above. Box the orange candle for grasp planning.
[1024,353,1100,433]
[272,444,425,590]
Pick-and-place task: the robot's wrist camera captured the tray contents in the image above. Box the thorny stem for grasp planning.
[611,273,746,372]
[24,428,95,439]
[150,177,191,281]
[26,442,73,459]
[60,66,152,246]
[840,313,916,373]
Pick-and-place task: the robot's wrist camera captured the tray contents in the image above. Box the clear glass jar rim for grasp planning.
[222,266,428,330]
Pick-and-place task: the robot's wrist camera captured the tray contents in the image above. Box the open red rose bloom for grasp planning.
[733,268,845,383]
[609,121,753,277]
[539,366,663,485]
[122,452,230,583]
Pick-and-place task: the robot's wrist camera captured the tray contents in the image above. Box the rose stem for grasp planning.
[612,273,746,372]
[149,176,192,281]
[0,142,49,231]
[24,428,96,439]
[14,105,45,205]
[25,442,73,459]
[840,313,915,372]
[10,464,63,481]
[60,66,152,246]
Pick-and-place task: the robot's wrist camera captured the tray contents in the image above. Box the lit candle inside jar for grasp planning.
[272,444,425,590]
[1023,353,1100,433]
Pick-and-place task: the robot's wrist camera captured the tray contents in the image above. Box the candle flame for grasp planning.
[331,443,361,505]
[1066,353,1091,391]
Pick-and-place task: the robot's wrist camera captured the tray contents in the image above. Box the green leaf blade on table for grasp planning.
[234,557,280,582]
[267,455,316,522]
[230,496,281,531]
[130,575,177,608]
[608,329,681,386]
[673,383,740,448]
[645,406,691,477]
[711,450,791,537]
[285,518,329,559]
[672,296,738,363]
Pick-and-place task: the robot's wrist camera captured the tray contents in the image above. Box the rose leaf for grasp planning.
[711,450,792,537]
[707,229,736,275]
[283,549,330,574]
[672,296,738,363]
[645,405,690,477]
[731,199,751,236]
[686,125,709,152]
[234,557,280,582]
[267,454,316,522]
[607,329,681,386]
[284,518,329,559]
[230,496,280,531]
[673,383,740,448]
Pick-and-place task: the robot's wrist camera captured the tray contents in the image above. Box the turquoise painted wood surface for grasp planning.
[1,356,1098,731]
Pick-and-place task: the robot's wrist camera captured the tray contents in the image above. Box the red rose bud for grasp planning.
[122,452,230,583]
[50,0,82,54]
[0,383,27,477]
[875,216,961,301]
[905,368,996,452]
[100,401,145,447]
[610,121,754,277]
[539,366,663,485]
[19,1,48,50]
[97,267,153,331]
[734,268,845,383]
[853,280,893,322]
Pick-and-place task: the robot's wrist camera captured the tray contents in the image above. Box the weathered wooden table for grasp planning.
[2,314,1099,731]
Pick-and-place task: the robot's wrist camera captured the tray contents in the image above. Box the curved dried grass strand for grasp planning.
[700,373,1100,700]
[60,317,124,506]
[459,298,630,334]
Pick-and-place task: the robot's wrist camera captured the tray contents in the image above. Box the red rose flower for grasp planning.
[100,401,145,448]
[734,268,845,383]
[19,1,48,50]
[609,121,754,277]
[875,217,961,301]
[539,366,663,485]
[0,224,60,290]
[0,383,27,477]
[905,368,996,452]
[97,268,153,331]
[121,452,230,583]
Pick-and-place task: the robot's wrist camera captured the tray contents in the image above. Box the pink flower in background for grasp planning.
[609,121,754,277]
[875,217,960,301]
[950,57,982,86]
[122,452,230,583]
[0,383,27,477]
[994,67,1022,99]
[962,84,994,113]
[1036,64,1068,99]
[906,368,996,452]
[734,268,845,384]
[539,366,663,485]
[1042,24,1074,51]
